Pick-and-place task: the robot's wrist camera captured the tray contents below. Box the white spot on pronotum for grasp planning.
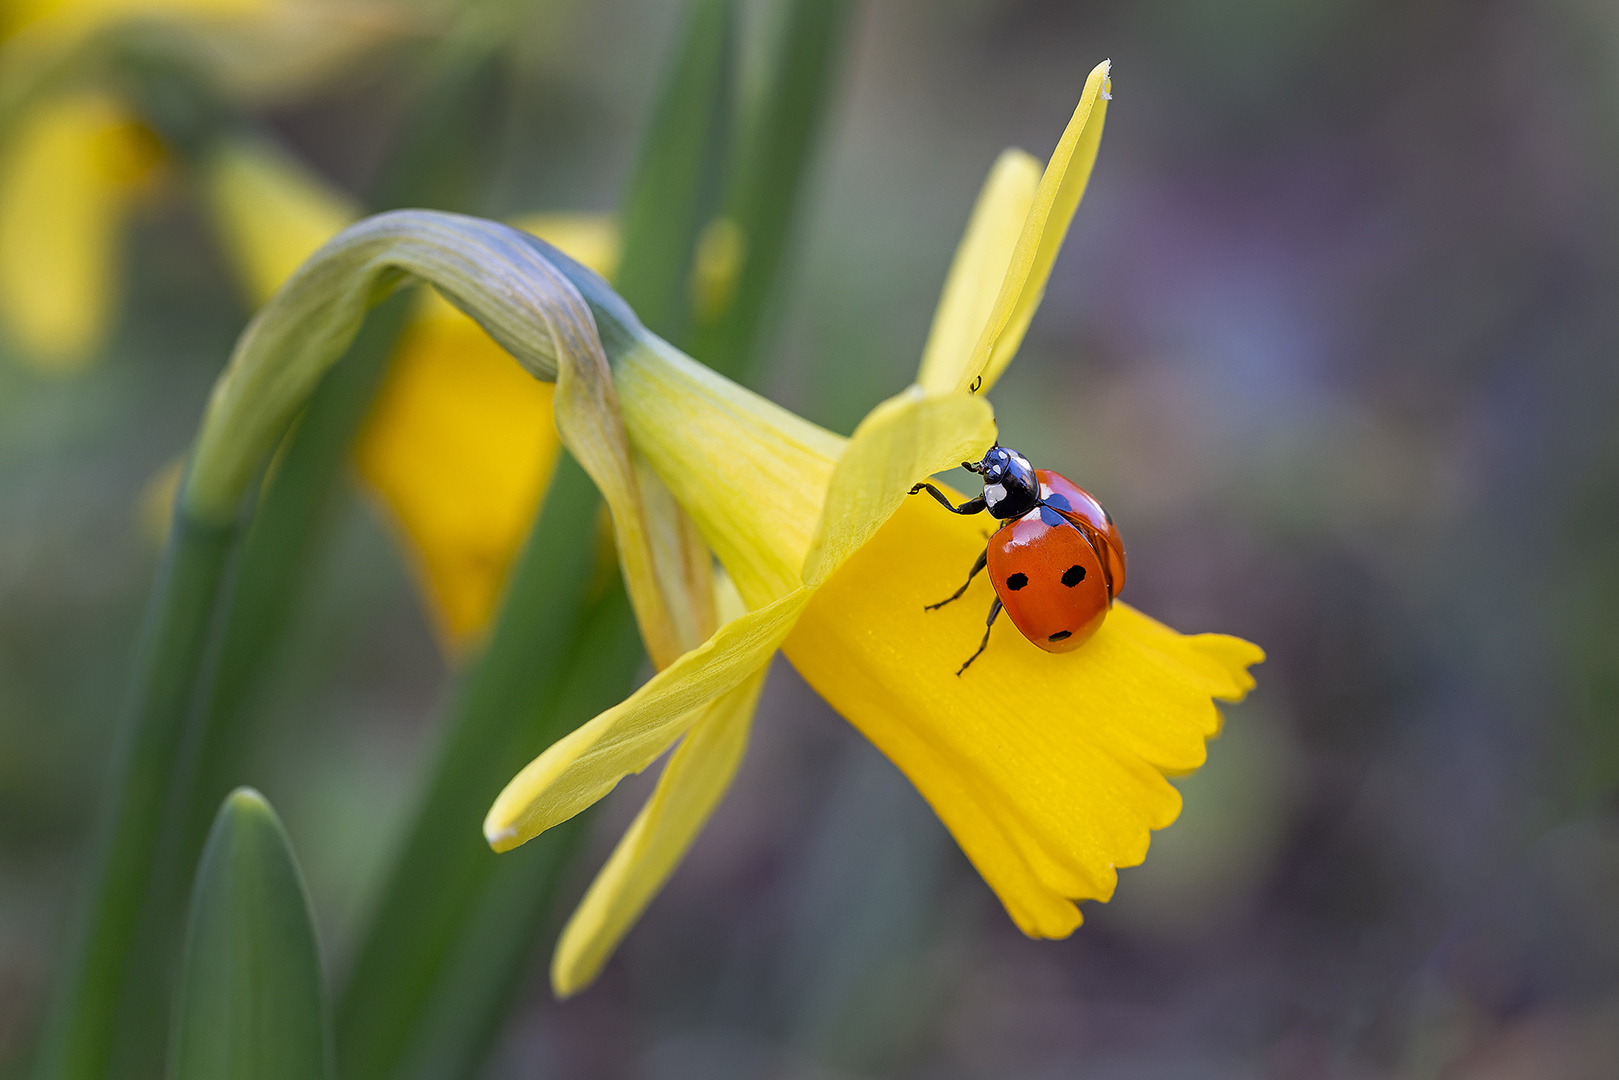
[1039,483,1052,500]
[984,483,1007,508]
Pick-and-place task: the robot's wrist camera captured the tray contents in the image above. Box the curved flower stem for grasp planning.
[36,209,616,1080]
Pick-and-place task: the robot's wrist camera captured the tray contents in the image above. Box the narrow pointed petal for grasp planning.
[915,150,1041,395]
[550,309,693,670]
[202,136,359,306]
[355,292,562,651]
[0,94,156,370]
[802,386,996,585]
[957,60,1112,396]
[782,493,1262,936]
[485,586,812,852]
[552,659,766,997]
[636,454,717,655]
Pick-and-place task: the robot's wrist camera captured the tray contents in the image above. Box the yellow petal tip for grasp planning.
[484,821,520,853]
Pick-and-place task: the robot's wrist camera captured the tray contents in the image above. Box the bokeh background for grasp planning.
[6,0,1619,1077]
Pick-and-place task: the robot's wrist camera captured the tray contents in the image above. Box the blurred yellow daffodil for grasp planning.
[0,0,406,369]
[482,61,1265,996]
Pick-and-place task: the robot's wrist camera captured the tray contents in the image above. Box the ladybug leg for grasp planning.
[909,482,987,516]
[957,597,1002,676]
[925,547,988,611]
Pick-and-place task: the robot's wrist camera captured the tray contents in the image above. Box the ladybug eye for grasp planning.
[1061,565,1085,587]
[1005,572,1028,591]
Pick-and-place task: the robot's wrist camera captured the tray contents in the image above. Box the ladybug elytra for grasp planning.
[909,445,1126,674]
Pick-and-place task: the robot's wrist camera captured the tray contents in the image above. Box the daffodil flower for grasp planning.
[480,60,1265,995]
[174,60,1258,1004]
[0,0,402,369]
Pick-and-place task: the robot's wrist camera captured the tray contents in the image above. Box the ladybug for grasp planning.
[909,444,1126,674]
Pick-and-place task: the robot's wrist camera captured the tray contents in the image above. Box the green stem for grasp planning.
[180,295,409,865]
[334,457,643,1080]
[613,0,734,345]
[690,0,856,382]
[32,515,238,1080]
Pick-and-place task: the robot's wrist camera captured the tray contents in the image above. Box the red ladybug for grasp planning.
[910,444,1126,674]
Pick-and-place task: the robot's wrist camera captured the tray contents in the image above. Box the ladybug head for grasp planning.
[965,444,1039,520]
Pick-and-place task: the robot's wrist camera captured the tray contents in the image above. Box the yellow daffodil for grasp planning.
[0,91,159,368]
[482,61,1265,995]
[0,0,403,369]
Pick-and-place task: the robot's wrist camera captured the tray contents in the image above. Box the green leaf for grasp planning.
[30,515,239,1080]
[613,0,736,346]
[171,789,331,1080]
[334,456,644,1080]
[690,0,857,382]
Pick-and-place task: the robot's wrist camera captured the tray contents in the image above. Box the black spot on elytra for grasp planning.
[1039,507,1065,527]
[1048,630,1072,642]
[1061,565,1085,587]
[1005,572,1028,591]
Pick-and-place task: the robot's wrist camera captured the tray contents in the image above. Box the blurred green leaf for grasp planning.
[183,297,408,842]
[171,788,331,1080]
[691,0,856,383]
[334,456,643,1080]
[375,587,642,1080]
[614,0,735,345]
[31,515,239,1080]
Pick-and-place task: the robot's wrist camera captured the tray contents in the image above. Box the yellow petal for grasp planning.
[485,585,812,852]
[0,94,158,371]
[551,322,691,671]
[3,0,270,40]
[551,576,762,997]
[955,60,1112,396]
[915,150,1041,395]
[635,453,716,655]
[355,291,561,652]
[202,136,359,305]
[782,492,1262,937]
[801,386,995,585]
